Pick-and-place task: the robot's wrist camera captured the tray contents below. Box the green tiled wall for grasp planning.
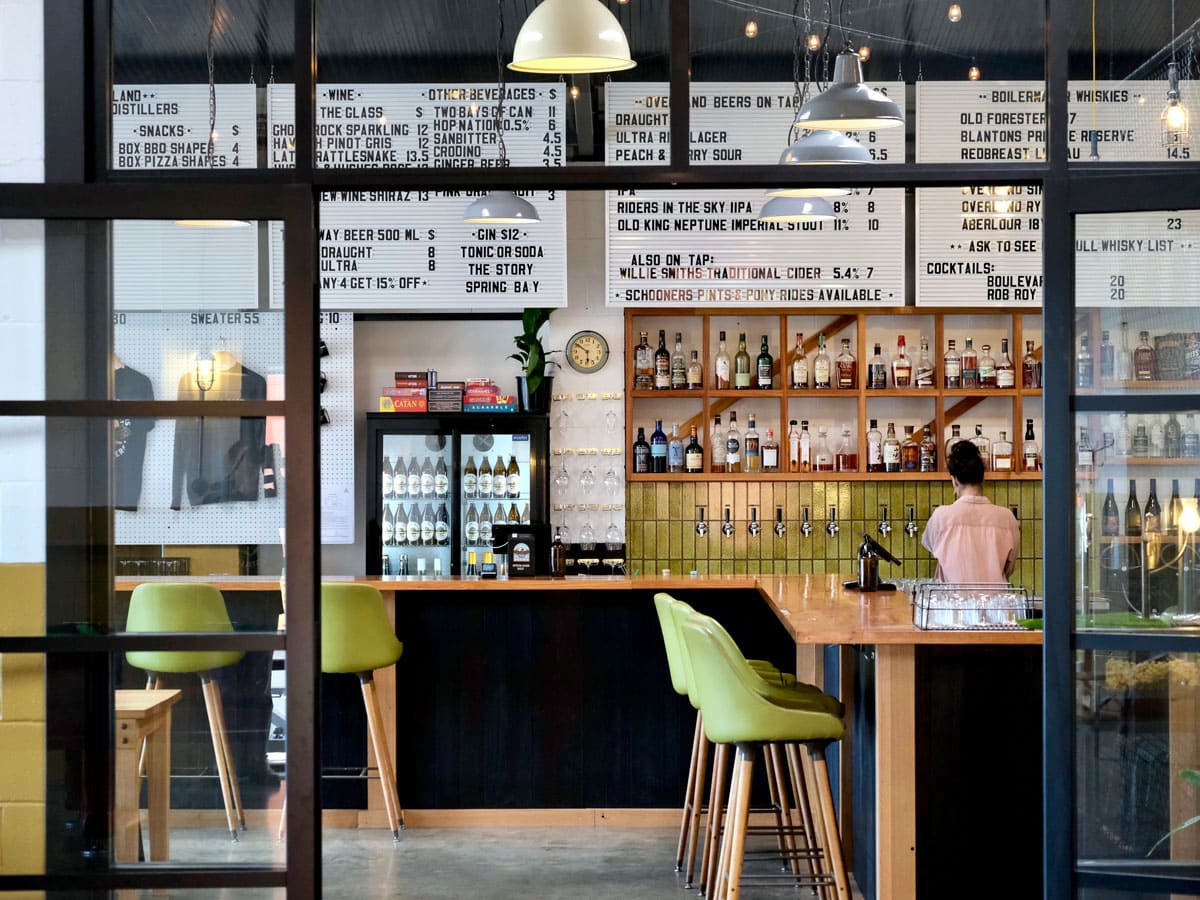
[625,479,1042,592]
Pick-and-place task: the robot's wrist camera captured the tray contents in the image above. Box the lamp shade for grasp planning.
[757,195,836,222]
[794,50,904,131]
[463,191,541,224]
[778,130,873,165]
[765,185,851,198]
[509,0,636,74]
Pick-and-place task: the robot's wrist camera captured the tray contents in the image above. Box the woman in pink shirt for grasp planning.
[921,440,1020,584]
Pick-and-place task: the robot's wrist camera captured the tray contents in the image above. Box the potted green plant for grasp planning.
[510,307,558,413]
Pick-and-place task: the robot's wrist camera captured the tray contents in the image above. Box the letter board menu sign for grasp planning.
[915,80,1200,307]
[268,84,566,311]
[112,85,257,169]
[605,82,905,307]
[1076,211,1200,307]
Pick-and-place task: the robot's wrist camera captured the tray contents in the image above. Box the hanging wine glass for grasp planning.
[603,465,620,497]
[553,455,570,490]
[579,464,596,495]
[579,517,595,547]
[605,503,622,546]
[604,407,618,432]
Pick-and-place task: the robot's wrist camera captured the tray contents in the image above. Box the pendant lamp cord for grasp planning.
[207,0,217,165]
[788,0,804,143]
[495,0,509,166]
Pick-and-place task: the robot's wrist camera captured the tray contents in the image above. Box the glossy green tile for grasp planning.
[668,485,683,520]
[655,483,670,519]
[655,522,669,556]
[733,558,747,575]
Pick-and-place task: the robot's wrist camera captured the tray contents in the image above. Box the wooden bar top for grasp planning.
[116,574,1042,647]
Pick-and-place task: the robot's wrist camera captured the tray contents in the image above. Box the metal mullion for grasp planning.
[0,867,286,891]
[0,401,283,419]
[1076,865,1200,893]
[1074,631,1200,654]
[668,0,689,172]
[1068,169,1200,214]
[0,634,286,654]
[0,183,301,220]
[294,0,315,179]
[1074,394,1200,414]
[101,168,302,186]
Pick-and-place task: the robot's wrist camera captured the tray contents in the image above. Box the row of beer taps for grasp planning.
[694,504,921,539]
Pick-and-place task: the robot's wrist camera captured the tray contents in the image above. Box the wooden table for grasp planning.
[114,688,183,863]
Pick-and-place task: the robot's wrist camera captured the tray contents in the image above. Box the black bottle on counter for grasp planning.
[550,529,567,578]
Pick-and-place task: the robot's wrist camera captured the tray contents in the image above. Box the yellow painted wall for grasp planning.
[0,563,45,877]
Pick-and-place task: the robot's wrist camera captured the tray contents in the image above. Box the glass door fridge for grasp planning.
[366,413,549,576]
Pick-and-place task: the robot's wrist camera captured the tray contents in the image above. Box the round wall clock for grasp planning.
[565,329,610,374]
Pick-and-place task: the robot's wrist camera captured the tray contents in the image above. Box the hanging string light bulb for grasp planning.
[807,33,822,51]
[857,45,870,62]
[1163,0,1190,147]
[968,64,981,81]
[948,4,962,23]
[745,20,759,38]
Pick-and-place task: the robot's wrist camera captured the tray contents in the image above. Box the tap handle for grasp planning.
[829,506,838,521]
[802,506,811,523]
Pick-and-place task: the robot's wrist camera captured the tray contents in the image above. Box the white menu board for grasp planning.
[605,82,905,307]
[268,84,567,311]
[112,84,257,169]
[915,80,1200,306]
[1076,211,1200,307]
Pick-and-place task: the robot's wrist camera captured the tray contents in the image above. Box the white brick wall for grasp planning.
[0,0,44,183]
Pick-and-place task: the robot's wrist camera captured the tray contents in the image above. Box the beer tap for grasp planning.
[904,507,919,539]
[695,506,709,537]
[748,506,762,537]
[826,506,840,537]
[800,506,813,537]
[721,506,735,537]
[878,505,892,537]
[773,506,787,537]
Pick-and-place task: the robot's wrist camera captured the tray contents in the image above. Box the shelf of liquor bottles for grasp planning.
[1074,306,1200,392]
[625,307,1045,481]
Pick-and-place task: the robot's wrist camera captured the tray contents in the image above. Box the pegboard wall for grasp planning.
[113,311,354,545]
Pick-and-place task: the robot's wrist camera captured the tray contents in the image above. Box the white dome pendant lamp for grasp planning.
[794,48,903,131]
[509,0,636,74]
[757,195,836,223]
[464,0,541,224]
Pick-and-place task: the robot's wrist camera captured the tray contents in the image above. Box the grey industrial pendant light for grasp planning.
[757,195,837,222]
[794,48,903,130]
[509,0,636,74]
[464,0,541,224]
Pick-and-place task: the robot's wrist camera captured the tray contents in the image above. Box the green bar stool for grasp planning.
[681,612,850,900]
[125,582,246,840]
[321,583,405,840]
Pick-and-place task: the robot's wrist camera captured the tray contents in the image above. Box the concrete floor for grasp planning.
[126,826,855,899]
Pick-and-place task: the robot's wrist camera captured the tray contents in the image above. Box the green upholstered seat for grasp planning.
[321,583,404,675]
[125,582,244,674]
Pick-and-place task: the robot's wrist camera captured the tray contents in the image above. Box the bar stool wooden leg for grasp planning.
[763,743,790,869]
[210,679,246,830]
[713,743,738,900]
[785,741,824,891]
[199,677,239,839]
[768,742,803,877]
[684,718,709,887]
[278,795,287,842]
[810,745,850,899]
[361,672,404,838]
[676,710,704,871]
[722,742,756,900]
[701,740,730,897]
[137,675,162,779]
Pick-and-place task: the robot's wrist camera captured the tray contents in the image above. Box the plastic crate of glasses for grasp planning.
[912,582,1030,630]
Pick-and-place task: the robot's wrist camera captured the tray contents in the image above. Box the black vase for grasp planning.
[516,375,553,413]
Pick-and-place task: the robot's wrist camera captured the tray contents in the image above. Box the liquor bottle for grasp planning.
[993,431,1014,472]
[1133,422,1150,456]
[961,337,979,388]
[866,419,884,473]
[435,503,450,545]
[508,502,521,524]
[978,343,997,388]
[945,423,963,458]
[1022,340,1041,388]
[550,530,566,578]
[1116,321,1133,382]
[916,335,935,389]
[1117,414,1132,457]
[420,456,435,499]
[521,503,531,525]
[835,425,858,472]
[382,456,394,499]
[465,550,479,579]
[943,339,962,388]
[867,342,887,389]
[791,332,809,389]
[756,335,774,389]
[974,424,993,472]
[435,457,449,498]
[1134,330,1155,381]
[393,457,407,499]
[1185,413,1200,457]
[506,455,521,497]
[406,457,421,499]
[919,426,938,472]
[786,419,802,471]
[667,424,685,473]
[1168,479,1183,532]
[799,419,812,472]
[405,502,421,545]
[1101,480,1120,536]
[477,456,493,497]
[463,455,478,498]
[382,504,395,546]
[685,426,704,473]
[892,335,912,387]
[734,333,753,389]
[493,504,507,540]
[900,425,919,471]
[478,503,493,546]
[714,330,731,389]
[492,455,507,498]
[1144,478,1162,534]
[1077,427,1094,472]
[1166,413,1183,458]
[465,503,480,545]
[394,503,409,546]
[1022,419,1041,472]
[654,330,671,390]
[813,333,832,390]
[882,422,901,473]
[813,426,834,472]
[743,415,761,472]
[632,427,651,473]
[996,338,1016,388]
[762,429,780,473]
[710,414,726,473]
[671,333,687,389]
[1151,417,1165,457]
[651,419,668,473]
[1076,335,1094,388]
[836,339,857,389]
[420,503,436,546]
[1099,330,1114,380]
[634,330,654,390]
[686,350,703,389]
[725,412,742,473]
